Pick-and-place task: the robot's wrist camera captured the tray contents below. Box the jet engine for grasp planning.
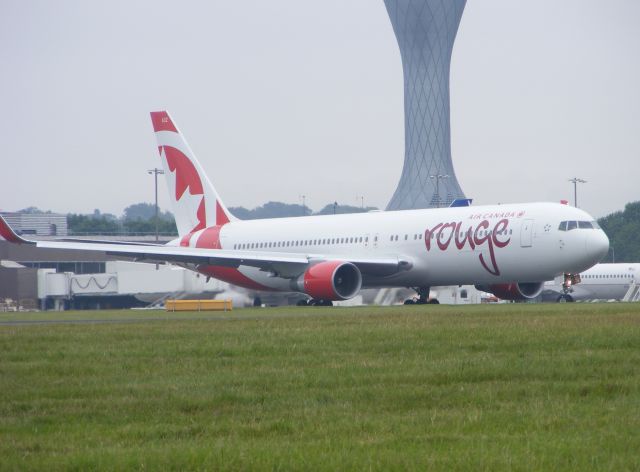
[294,261,362,301]
[475,282,544,301]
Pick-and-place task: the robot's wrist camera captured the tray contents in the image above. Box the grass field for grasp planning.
[1,303,640,471]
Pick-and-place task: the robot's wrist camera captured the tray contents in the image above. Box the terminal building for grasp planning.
[0,212,68,237]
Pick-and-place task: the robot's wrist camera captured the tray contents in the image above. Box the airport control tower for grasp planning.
[385,0,467,210]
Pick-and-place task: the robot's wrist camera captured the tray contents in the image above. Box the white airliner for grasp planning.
[0,111,610,305]
[542,263,640,302]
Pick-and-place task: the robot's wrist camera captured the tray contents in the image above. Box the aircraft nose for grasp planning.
[586,230,609,263]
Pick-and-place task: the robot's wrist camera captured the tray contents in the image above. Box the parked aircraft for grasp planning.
[0,111,610,305]
[541,263,640,302]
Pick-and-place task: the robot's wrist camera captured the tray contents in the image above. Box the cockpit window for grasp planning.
[559,220,599,231]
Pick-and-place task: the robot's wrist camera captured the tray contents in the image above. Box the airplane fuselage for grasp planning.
[543,263,639,301]
[175,202,609,292]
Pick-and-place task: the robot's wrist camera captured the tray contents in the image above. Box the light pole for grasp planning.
[429,174,449,208]
[610,246,615,263]
[148,168,165,242]
[356,195,364,209]
[299,194,307,216]
[568,177,586,208]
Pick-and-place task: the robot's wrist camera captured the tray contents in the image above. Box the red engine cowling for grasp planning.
[475,282,544,301]
[295,261,362,301]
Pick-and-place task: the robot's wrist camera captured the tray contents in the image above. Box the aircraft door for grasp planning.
[520,219,534,247]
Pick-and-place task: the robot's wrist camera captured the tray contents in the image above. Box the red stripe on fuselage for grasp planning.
[194,221,270,290]
[196,225,223,249]
[198,265,273,291]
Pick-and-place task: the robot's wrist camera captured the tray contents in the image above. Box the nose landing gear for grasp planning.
[557,273,580,303]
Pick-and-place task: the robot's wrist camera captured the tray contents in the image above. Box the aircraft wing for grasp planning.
[0,216,408,278]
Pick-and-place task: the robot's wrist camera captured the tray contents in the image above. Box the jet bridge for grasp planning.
[37,261,228,310]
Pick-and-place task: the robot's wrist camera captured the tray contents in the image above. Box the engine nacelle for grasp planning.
[294,261,362,301]
[475,282,544,301]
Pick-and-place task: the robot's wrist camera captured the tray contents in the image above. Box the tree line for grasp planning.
[67,203,177,235]
[597,201,640,263]
[20,201,378,236]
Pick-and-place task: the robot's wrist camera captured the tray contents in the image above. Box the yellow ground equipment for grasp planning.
[165,299,232,312]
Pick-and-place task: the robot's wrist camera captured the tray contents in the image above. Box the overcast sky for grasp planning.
[1,0,638,218]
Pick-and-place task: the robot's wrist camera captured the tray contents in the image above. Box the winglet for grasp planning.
[0,215,34,244]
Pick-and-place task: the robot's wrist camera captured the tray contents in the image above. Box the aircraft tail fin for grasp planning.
[150,111,236,237]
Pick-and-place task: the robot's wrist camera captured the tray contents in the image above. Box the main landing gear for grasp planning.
[404,286,439,305]
[296,299,333,307]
